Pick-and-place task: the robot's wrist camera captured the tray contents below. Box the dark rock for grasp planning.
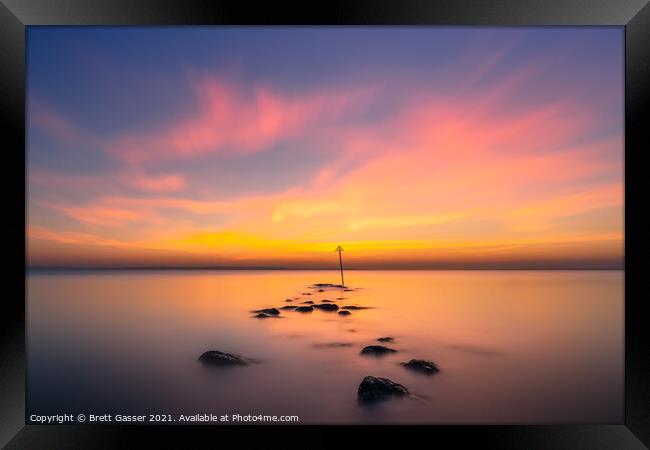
[281,305,297,310]
[295,306,314,313]
[338,310,352,316]
[312,283,345,288]
[318,289,325,292]
[321,299,334,303]
[302,300,315,304]
[357,376,408,402]
[302,292,312,296]
[377,337,395,343]
[254,308,280,316]
[401,359,439,374]
[343,289,354,291]
[254,313,271,319]
[313,303,340,311]
[360,345,397,356]
[342,305,371,310]
[285,299,293,302]
[199,350,250,366]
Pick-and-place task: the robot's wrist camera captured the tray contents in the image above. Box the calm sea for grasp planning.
[27,270,623,424]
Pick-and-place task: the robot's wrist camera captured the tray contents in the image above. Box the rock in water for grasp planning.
[321,299,335,303]
[357,376,408,402]
[401,359,439,374]
[338,310,351,316]
[199,350,250,366]
[313,303,340,311]
[285,299,293,302]
[302,300,315,305]
[280,305,297,310]
[360,345,397,356]
[295,306,314,313]
[254,313,271,319]
[377,337,395,343]
[313,342,353,348]
[342,305,371,310]
[254,308,280,316]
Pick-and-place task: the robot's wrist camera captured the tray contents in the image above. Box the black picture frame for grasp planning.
[2,0,648,448]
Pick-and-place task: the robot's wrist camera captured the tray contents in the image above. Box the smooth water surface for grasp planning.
[27,270,623,424]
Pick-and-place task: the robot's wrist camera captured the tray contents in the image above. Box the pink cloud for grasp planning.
[106,76,377,164]
[29,169,187,195]
[41,202,150,227]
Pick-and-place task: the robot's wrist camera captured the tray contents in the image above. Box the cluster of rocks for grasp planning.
[200,281,440,405]
[358,338,439,372]
[355,336,440,402]
[249,282,367,319]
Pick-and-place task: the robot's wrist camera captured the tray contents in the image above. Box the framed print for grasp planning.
[1,0,648,448]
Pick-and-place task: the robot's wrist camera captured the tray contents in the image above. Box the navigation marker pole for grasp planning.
[335,245,345,287]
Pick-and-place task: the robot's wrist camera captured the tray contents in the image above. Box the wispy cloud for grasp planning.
[105,76,377,165]
[27,29,624,267]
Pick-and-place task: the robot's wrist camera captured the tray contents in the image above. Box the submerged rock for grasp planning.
[254,308,280,316]
[254,313,272,319]
[357,376,409,402]
[281,305,297,310]
[377,337,395,343]
[199,350,250,366]
[360,345,397,356]
[302,300,315,305]
[342,305,371,310]
[400,359,439,374]
[312,283,345,288]
[313,303,340,311]
[285,299,293,302]
[321,299,335,303]
[313,342,353,348]
[295,306,314,313]
[317,289,325,292]
[302,292,312,296]
[338,310,351,316]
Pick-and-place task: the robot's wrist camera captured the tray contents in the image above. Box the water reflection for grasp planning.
[27,270,623,423]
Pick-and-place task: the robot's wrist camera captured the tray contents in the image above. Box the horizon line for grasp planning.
[26,264,624,272]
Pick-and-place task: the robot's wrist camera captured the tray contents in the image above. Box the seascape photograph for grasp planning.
[26,27,624,424]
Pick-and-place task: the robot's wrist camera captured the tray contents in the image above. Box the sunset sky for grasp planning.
[27,27,624,269]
